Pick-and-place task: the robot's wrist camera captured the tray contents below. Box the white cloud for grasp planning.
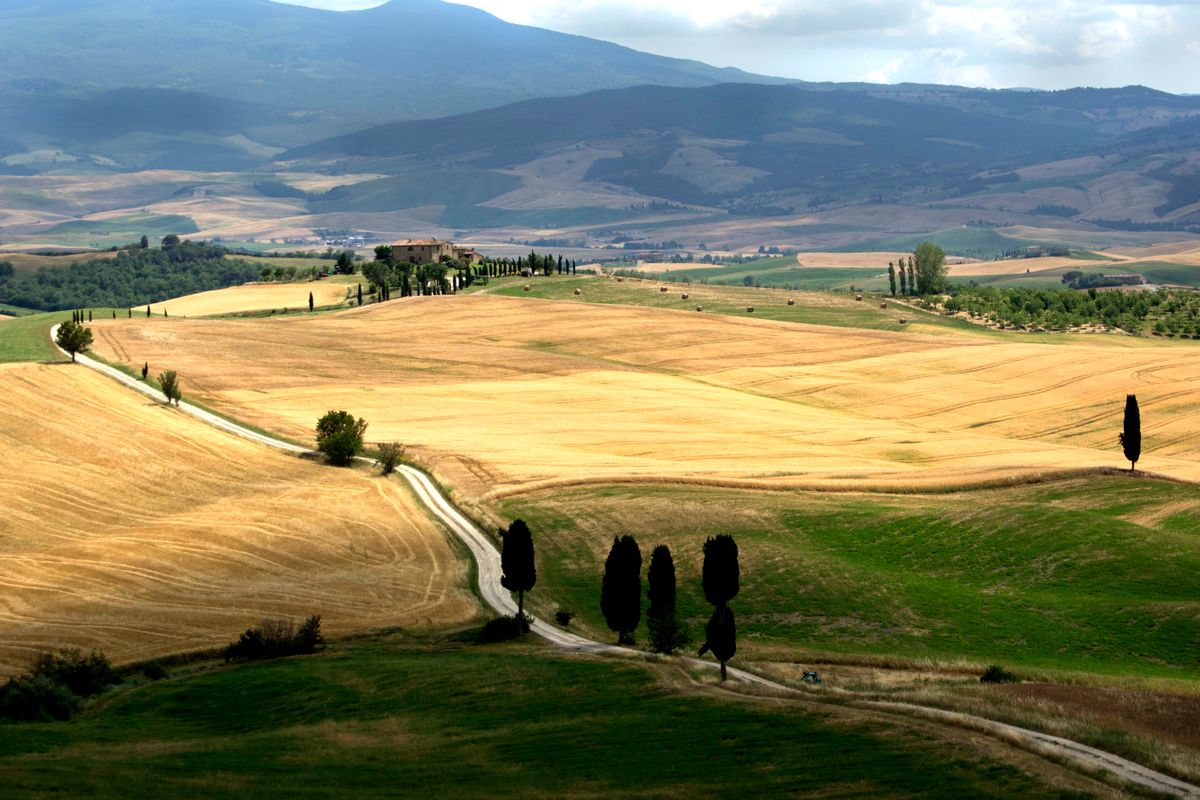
[277,0,1200,92]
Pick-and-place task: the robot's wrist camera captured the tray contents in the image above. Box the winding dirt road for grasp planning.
[52,326,1200,798]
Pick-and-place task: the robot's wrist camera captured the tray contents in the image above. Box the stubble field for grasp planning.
[145,279,353,318]
[0,362,477,675]
[87,284,1200,510]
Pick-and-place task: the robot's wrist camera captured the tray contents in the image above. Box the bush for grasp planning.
[315,410,367,466]
[980,665,1019,684]
[29,648,120,698]
[141,661,168,681]
[377,441,404,476]
[224,615,324,662]
[479,615,530,643]
[0,675,80,722]
[554,609,576,626]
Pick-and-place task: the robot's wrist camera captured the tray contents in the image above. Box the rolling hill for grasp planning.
[282,82,1200,234]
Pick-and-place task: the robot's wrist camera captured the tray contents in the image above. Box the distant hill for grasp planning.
[282,82,1200,222]
[0,0,778,139]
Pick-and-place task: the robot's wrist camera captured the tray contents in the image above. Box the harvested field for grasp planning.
[88,292,1200,506]
[0,362,477,675]
[146,279,351,317]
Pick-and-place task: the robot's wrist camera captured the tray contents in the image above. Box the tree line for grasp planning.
[358,247,579,300]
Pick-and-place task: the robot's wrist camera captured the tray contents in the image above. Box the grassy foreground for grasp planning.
[0,637,1089,799]
[500,477,1200,679]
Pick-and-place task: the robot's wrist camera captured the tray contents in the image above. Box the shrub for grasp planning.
[29,648,120,698]
[980,665,1019,684]
[377,441,404,476]
[224,615,324,662]
[0,675,80,722]
[554,609,576,626]
[479,615,530,643]
[315,410,367,466]
[141,661,168,681]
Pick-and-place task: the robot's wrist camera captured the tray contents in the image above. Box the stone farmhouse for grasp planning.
[393,238,481,265]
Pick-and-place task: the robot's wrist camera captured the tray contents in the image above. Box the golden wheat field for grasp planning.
[0,363,477,674]
[145,280,351,318]
[86,291,1200,508]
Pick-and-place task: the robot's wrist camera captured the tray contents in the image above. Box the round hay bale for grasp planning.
[880,303,888,309]
[856,295,863,301]
[659,286,669,292]
[696,306,703,312]
[746,306,755,313]
[787,299,796,306]
[523,285,531,292]
[899,318,908,325]
[681,293,689,300]
[617,277,625,282]
[573,288,582,296]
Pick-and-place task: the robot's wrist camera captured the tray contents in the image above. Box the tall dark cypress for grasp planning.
[647,545,684,654]
[501,519,536,628]
[600,535,643,644]
[698,535,739,680]
[308,291,314,312]
[888,262,897,297]
[1120,394,1141,473]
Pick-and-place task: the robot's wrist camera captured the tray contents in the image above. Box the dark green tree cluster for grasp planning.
[224,615,323,662]
[944,285,1170,333]
[0,243,258,311]
[600,535,642,644]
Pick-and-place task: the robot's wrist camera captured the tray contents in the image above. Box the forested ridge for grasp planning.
[0,242,258,311]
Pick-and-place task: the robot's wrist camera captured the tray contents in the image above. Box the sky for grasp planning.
[282,0,1200,93]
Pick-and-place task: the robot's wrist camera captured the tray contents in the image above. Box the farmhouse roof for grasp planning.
[395,238,447,246]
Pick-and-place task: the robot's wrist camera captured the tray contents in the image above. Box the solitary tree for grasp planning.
[139,235,149,249]
[887,262,897,297]
[141,362,149,380]
[308,291,314,312]
[600,535,643,644]
[501,519,536,628]
[647,544,686,654]
[315,410,367,466]
[1119,394,1141,473]
[913,241,949,295]
[55,320,93,363]
[158,370,181,406]
[357,283,363,306]
[377,441,404,476]
[698,534,739,680]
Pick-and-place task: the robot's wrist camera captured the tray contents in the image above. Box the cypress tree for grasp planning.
[141,362,149,380]
[1119,394,1141,473]
[127,308,132,319]
[146,306,151,317]
[898,264,907,295]
[88,310,92,322]
[698,535,739,680]
[647,545,685,654]
[357,283,363,305]
[308,291,314,312]
[600,535,642,645]
[501,519,537,629]
[888,262,897,297]
[907,257,916,296]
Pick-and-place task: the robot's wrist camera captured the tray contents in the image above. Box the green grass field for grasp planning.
[499,477,1200,680]
[648,262,889,291]
[43,213,199,240]
[838,228,1040,258]
[0,638,1086,799]
[0,312,65,362]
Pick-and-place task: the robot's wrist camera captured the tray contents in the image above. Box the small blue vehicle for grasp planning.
[801,671,822,685]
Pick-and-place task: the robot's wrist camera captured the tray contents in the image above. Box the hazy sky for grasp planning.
[282,1,1200,93]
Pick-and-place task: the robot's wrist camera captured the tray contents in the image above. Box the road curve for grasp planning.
[53,327,1199,798]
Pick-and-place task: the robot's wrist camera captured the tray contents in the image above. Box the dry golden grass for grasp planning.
[948,257,1102,276]
[147,280,350,318]
[87,294,1200,507]
[0,363,477,675]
